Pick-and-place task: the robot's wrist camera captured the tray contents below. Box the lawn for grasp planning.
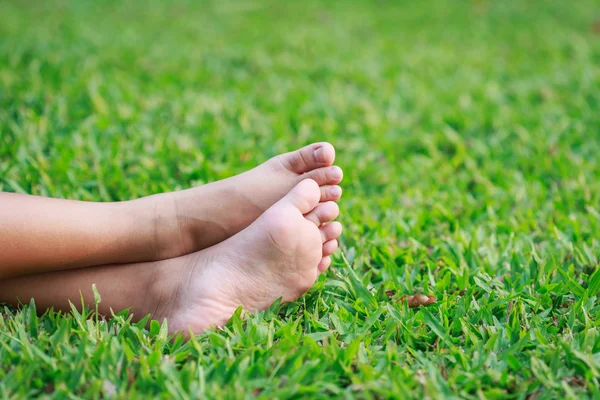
[1,0,600,398]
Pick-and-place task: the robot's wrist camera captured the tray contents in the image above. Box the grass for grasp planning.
[1,0,600,398]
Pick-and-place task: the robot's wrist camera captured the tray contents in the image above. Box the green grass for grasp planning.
[1,0,600,398]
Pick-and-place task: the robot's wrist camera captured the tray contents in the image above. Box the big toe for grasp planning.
[279,142,336,174]
[278,179,322,214]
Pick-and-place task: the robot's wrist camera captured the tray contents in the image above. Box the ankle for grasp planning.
[124,193,186,261]
[174,182,243,248]
[144,258,184,322]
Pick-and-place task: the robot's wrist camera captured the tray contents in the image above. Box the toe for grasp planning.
[304,166,343,186]
[320,221,342,243]
[304,201,340,226]
[322,239,338,256]
[279,142,336,174]
[280,179,321,214]
[320,185,342,202]
[318,256,332,274]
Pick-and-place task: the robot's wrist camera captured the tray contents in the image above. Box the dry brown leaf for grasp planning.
[564,375,586,387]
[399,294,437,308]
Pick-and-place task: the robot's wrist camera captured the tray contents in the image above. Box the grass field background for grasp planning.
[2,0,600,398]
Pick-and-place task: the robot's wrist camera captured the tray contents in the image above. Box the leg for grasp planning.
[0,260,166,319]
[0,193,159,279]
[0,180,343,335]
[0,142,342,279]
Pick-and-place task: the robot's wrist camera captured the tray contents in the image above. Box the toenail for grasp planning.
[313,147,326,163]
[330,166,343,180]
[330,186,342,197]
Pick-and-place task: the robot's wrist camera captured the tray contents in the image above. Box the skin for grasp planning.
[0,143,344,334]
[0,142,342,279]
[0,180,342,334]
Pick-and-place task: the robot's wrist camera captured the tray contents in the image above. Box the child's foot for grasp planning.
[144,142,343,259]
[150,180,342,334]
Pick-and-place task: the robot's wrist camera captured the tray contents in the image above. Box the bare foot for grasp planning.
[150,179,342,334]
[140,142,343,259]
[0,180,340,332]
